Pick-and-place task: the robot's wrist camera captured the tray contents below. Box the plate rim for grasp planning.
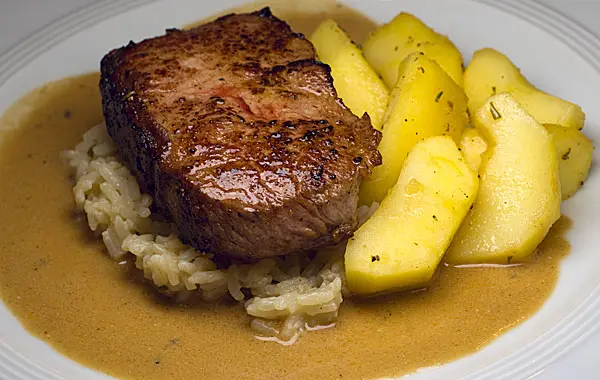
[462,2,600,379]
[0,1,599,379]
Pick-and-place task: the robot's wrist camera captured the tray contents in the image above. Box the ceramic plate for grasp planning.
[1,0,599,379]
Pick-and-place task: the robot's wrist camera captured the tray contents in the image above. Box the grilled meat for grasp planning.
[100,8,381,260]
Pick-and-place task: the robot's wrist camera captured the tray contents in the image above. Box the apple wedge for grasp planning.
[311,19,389,130]
[446,93,561,265]
[464,48,585,130]
[363,12,463,88]
[358,53,468,205]
[345,136,478,295]
[459,128,488,172]
[545,124,594,200]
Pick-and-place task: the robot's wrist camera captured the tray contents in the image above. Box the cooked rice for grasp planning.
[64,124,377,342]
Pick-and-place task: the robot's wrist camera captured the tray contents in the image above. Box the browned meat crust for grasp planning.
[100,8,381,260]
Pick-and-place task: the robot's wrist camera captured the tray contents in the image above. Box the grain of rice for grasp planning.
[65,124,362,343]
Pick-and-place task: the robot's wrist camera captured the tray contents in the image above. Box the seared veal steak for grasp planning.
[100,8,381,260]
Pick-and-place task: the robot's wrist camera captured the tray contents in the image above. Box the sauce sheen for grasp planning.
[0,4,571,380]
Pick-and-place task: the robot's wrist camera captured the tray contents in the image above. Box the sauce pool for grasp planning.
[0,4,571,380]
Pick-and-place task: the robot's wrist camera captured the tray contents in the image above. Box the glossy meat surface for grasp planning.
[100,8,381,259]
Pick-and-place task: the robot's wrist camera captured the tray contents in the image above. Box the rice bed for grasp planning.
[64,124,377,342]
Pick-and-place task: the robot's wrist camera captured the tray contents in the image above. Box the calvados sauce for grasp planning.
[0,3,571,380]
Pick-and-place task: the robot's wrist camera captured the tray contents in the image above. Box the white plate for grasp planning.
[1,0,599,379]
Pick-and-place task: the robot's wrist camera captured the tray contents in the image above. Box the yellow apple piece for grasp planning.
[359,53,468,205]
[459,128,488,172]
[363,12,463,88]
[545,124,594,200]
[464,48,585,130]
[446,93,561,265]
[345,136,478,295]
[311,19,389,130]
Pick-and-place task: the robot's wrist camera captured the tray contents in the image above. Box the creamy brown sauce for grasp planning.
[0,5,572,380]
[185,0,377,44]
